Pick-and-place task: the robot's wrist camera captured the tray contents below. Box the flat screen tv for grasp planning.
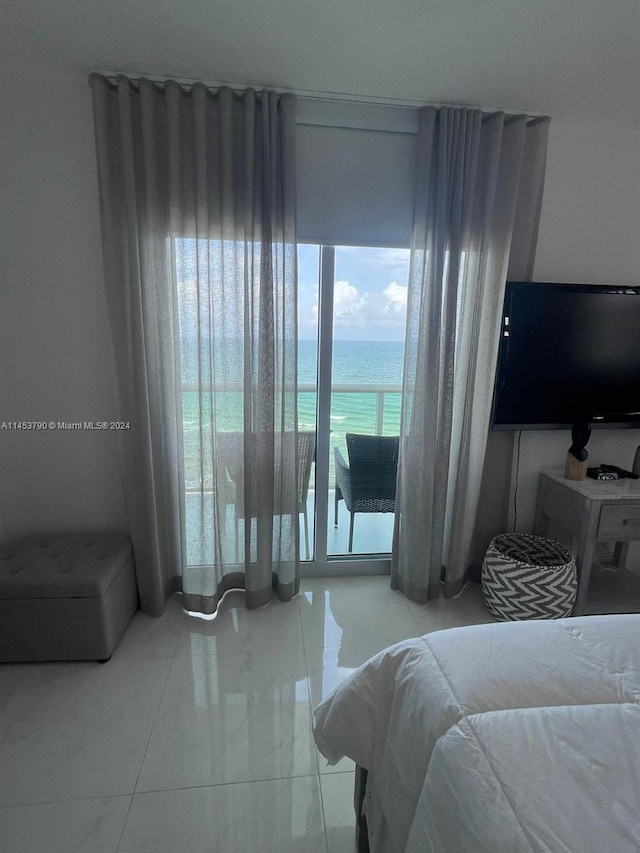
[492,282,640,430]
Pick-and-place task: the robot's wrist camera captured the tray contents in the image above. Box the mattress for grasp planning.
[312,614,640,853]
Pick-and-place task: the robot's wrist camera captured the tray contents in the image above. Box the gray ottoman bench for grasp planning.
[0,533,138,662]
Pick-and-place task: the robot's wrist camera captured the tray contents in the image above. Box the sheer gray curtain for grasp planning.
[90,75,298,616]
[391,107,549,602]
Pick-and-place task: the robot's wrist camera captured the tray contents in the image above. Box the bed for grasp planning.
[312,614,640,853]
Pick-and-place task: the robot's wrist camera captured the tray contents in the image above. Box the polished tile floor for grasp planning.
[0,576,494,852]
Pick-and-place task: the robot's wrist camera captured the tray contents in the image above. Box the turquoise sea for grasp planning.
[182,339,405,487]
[297,337,403,442]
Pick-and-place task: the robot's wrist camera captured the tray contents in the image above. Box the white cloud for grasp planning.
[370,248,411,275]
[333,280,369,326]
[304,279,408,332]
[383,281,407,314]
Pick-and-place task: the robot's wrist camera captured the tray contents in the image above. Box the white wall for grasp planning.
[513,119,640,533]
[1,70,638,544]
[0,69,126,538]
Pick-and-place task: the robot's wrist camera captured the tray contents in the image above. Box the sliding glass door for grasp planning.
[298,243,409,571]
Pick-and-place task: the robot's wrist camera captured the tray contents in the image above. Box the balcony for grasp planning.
[185,488,395,565]
[184,383,401,565]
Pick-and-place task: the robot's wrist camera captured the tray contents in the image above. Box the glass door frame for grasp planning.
[301,244,395,578]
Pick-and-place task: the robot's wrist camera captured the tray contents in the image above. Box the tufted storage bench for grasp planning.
[0,533,138,662]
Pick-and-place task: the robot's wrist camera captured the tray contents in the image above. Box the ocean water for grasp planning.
[297,338,403,447]
[182,339,405,487]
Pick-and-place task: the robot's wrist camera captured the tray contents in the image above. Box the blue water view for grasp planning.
[297,338,403,438]
[182,339,405,488]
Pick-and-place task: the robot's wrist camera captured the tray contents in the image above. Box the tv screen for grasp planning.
[492,282,640,430]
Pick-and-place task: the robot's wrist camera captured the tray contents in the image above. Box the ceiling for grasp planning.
[3,0,639,126]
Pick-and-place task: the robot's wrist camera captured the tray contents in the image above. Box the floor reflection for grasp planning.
[1,576,495,852]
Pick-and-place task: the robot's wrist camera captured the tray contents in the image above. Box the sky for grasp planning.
[298,244,410,342]
[175,239,411,344]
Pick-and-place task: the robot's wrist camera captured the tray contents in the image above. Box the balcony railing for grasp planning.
[182,383,402,490]
[297,383,401,434]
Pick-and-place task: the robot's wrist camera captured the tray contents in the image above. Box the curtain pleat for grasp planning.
[90,74,298,616]
[391,106,549,603]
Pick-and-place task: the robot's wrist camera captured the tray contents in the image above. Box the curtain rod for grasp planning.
[91,70,549,120]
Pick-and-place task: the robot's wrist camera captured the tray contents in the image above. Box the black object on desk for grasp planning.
[601,464,639,480]
[587,467,619,481]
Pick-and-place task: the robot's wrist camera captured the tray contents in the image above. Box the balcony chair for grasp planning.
[334,433,399,553]
[218,430,316,561]
[296,431,316,560]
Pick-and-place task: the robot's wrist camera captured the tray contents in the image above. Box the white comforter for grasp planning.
[312,614,640,853]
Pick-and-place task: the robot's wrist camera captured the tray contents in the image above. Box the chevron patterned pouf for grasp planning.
[482,533,577,621]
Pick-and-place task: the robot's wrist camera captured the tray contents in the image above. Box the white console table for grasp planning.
[534,469,640,616]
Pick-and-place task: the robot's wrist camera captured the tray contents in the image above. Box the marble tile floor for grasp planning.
[0,576,494,852]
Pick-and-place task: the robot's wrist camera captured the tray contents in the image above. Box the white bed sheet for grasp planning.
[312,614,640,853]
